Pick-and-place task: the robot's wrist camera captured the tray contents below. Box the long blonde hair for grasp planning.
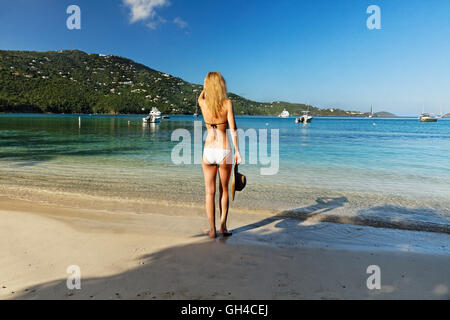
[204,72,227,118]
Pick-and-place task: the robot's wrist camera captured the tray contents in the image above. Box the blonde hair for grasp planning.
[204,72,227,118]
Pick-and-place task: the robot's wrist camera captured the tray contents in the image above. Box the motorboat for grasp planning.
[143,107,162,123]
[143,114,160,123]
[419,113,437,122]
[150,107,162,118]
[279,109,290,118]
[296,110,313,123]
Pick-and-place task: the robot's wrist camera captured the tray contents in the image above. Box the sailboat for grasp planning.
[194,93,200,117]
[368,105,374,118]
[437,106,444,119]
[419,106,437,122]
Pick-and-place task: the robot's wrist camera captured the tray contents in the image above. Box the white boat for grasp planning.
[279,109,290,118]
[150,107,162,118]
[368,105,374,118]
[143,114,160,123]
[437,106,444,119]
[143,107,162,123]
[419,107,437,122]
[296,110,313,123]
[419,113,437,122]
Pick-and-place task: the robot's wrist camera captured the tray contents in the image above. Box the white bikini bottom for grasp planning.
[203,148,232,165]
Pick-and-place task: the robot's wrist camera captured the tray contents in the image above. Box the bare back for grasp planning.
[199,98,236,151]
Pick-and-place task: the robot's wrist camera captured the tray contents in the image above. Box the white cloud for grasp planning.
[123,0,189,31]
[123,0,169,24]
[173,17,188,29]
[147,16,167,30]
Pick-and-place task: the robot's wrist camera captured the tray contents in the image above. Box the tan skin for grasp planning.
[199,90,242,238]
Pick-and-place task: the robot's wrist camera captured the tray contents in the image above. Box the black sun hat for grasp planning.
[232,164,247,201]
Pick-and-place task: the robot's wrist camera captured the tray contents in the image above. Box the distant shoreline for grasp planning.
[3,111,450,118]
[0,111,402,118]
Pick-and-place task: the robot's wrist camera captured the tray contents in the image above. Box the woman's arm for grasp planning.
[197,90,206,113]
[198,89,205,104]
[226,99,242,164]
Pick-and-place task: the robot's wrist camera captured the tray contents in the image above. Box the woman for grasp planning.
[198,72,242,239]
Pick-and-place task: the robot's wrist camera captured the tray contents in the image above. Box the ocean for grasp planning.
[1,114,449,235]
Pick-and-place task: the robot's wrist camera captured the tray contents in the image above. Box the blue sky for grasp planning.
[1,0,449,115]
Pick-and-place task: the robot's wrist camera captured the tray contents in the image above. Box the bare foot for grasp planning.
[205,230,217,239]
[219,228,233,237]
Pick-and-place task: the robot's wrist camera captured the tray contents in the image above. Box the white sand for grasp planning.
[0,197,449,300]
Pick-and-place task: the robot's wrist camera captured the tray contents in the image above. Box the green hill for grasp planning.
[0,50,392,116]
[373,112,397,118]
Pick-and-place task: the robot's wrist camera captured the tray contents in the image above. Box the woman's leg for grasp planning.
[218,163,233,235]
[218,177,223,221]
[202,162,218,238]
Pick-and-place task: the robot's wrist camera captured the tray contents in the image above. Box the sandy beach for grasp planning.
[2,0,450,304]
[1,196,449,300]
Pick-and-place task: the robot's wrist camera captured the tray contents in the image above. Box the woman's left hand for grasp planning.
[235,151,242,165]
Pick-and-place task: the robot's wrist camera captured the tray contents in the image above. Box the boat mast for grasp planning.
[194,91,199,116]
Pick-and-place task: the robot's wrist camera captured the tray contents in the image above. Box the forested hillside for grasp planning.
[0,50,390,117]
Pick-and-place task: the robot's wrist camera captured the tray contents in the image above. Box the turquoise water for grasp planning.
[1,114,450,233]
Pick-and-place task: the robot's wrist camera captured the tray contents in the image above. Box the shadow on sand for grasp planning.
[7,196,450,300]
[14,240,293,300]
[231,196,349,235]
[230,197,450,236]
[11,236,450,300]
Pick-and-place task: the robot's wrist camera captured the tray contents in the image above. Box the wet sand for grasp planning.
[0,196,449,300]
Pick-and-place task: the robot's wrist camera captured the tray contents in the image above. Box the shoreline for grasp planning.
[1,196,449,300]
[3,112,450,120]
[0,112,403,118]
[1,182,449,236]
